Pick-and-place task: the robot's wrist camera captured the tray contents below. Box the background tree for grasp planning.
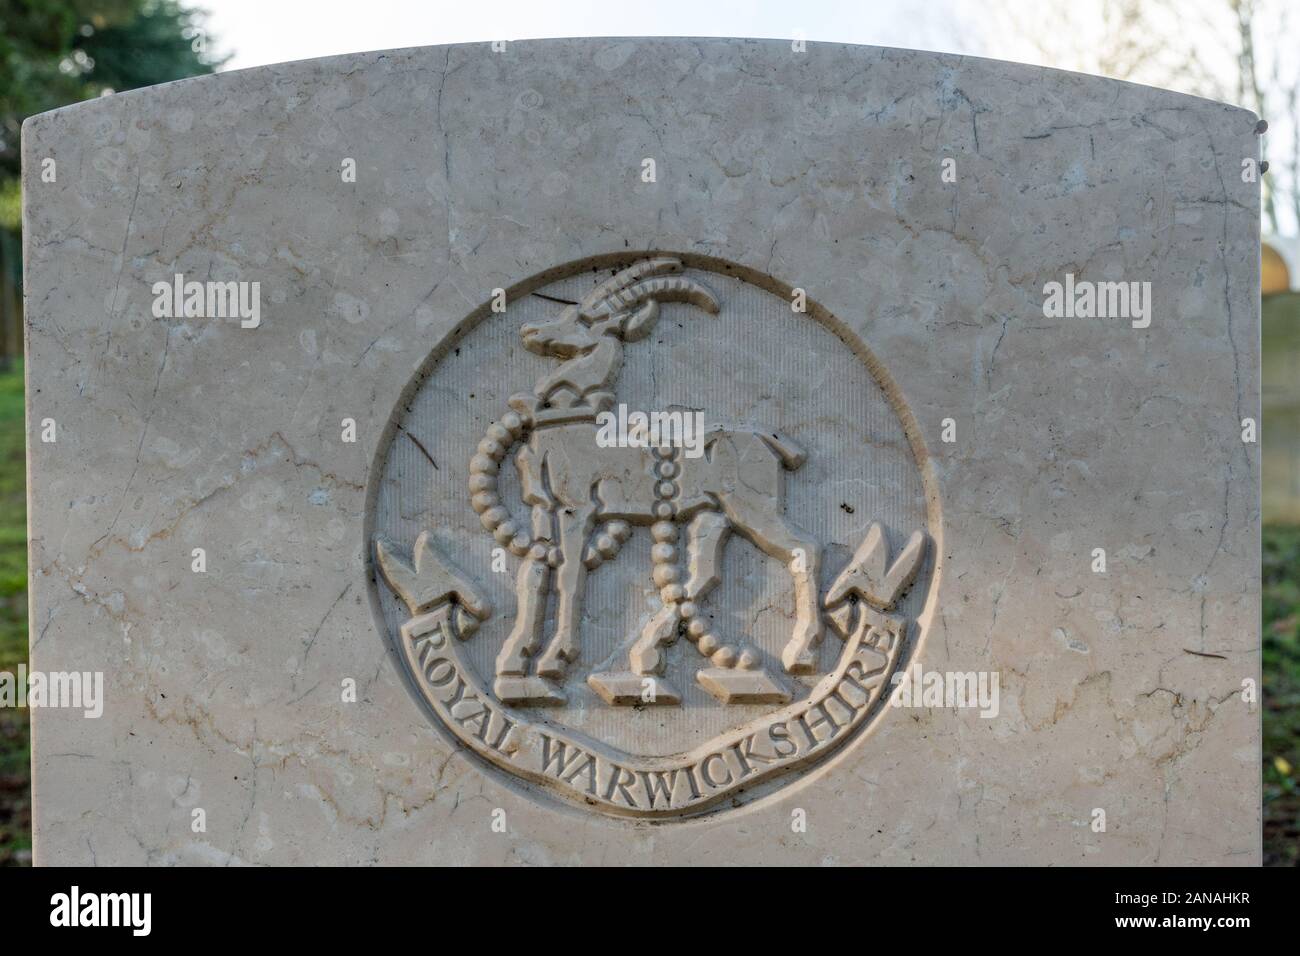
[984,0,1299,236]
[0,0,227,368]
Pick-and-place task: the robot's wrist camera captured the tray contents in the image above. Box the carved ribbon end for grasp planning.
[823,525,928,638]
[374,532,492,629]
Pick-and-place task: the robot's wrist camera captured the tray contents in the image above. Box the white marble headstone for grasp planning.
[22,39,1260,864]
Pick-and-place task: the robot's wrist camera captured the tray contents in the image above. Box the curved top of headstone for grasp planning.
[22,36,1260,347]
[24,37,1256,130]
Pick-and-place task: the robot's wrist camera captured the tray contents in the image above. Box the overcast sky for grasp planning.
[201,0,995,72]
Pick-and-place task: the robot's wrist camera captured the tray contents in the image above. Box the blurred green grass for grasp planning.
[1264,524,1300,865]
[0,359,28,865]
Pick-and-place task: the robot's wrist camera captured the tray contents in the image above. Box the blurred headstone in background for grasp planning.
[1263,237,1300,523]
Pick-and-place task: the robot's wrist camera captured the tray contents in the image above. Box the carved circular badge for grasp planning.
[367,255,940,819]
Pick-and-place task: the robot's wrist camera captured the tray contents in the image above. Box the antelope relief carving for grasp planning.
[468,257,829,705]
[370,254,934,814]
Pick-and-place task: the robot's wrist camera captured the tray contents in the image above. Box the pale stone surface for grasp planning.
[22,39,1260,864]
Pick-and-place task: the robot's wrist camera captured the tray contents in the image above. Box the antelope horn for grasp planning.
[597,275,720,318]
[580,258,684,315]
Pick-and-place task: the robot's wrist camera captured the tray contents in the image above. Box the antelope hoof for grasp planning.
[535,646,575,680]
[782,618,822,674]
[494,675,566,706]
[494,652,530,679]
[781,636,819,674]
[781,645,817,675]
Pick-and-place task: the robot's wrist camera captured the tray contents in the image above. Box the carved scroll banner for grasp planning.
[399,604,903,816]
[380,530,908,816]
